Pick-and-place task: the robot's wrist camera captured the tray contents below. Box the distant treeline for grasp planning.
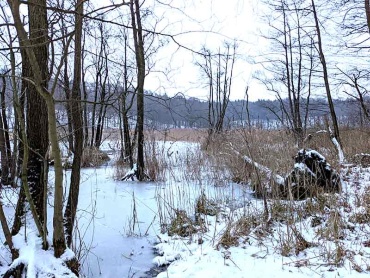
[101,92,367,129]
[2,75,366,130]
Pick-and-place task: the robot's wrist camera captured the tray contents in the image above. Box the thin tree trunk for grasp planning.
[366,0,370,34]
[64,0,84,251]
[0,75,11,185]
[64,57,74,154]
[311,0,342,147]
[130,0,146,181]
[82,35,89,148]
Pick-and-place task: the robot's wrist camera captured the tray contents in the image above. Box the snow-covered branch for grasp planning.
[228,143,285,185]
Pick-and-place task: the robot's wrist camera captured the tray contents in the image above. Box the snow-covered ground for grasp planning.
[1,140,370,278]
[152,164,370,277]
[0,141,245,277]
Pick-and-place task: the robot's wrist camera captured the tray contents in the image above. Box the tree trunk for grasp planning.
[64,0,84,249]
[0,75,11,185]
[366,0,370,34]
[64,56,74,154]
[8,0,49,244]
[130,0,146,181]
[26,0,49,230]
[82,35,89,148]
[7,0,66,258]
[311,0,342,147]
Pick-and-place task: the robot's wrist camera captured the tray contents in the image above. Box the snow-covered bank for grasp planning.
[3,139,370,278]
[151,165,370,277]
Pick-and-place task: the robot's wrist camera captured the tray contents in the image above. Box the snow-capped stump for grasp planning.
[281,149,341,199]
[121,163,151,181]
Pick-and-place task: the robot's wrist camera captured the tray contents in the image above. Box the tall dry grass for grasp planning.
[113,126,370,271]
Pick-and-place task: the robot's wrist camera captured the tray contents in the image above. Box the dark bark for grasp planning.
[62,34,74,154]
[0,75,11,185]
[11,48,27,239]
[130,0,146,181]
[26,0,49,230]
[311,0,342,147]
[0,75,13,184]
[11,0,49,240]
[64,0,84,249]
[123,102,134,167]
[366,0,370,34]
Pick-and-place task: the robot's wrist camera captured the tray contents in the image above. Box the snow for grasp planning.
[294,162,316,177]
[151,158,370,278]
[72,167,159,277]
[328,127,346,164]
[6,233,77,278]
[302,149,327,162]
[2,140,370,277]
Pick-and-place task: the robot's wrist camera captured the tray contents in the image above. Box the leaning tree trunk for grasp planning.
[311,0,342,148]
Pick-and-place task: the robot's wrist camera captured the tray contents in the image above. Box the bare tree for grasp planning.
[130,0,146,181]
[257,0,315,146]
[64,0,84,255]
[7,0,68,259]
[311,0,342,147]
[197,42,237,141]
[336,0,370,126]
[0,71,12,185]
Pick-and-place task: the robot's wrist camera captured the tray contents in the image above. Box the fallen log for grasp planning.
[231,144,341,200]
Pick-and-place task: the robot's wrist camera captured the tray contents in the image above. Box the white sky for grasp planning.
[6,0,366,102]
[95,0,269,101]
[141,0,271,101]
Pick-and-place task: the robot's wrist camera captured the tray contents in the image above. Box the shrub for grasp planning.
[81,147,110,167]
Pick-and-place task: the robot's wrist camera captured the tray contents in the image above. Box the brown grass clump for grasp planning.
[340,128,370,161]
[81,147,110,167]
[233,214,261,237]
[202,129,296,188]
[278,226,313,257]
[195,192,218,216]
[317,209,346,240]
[168,210,197,237]
[349,187,370,224]
[217,225,239,250]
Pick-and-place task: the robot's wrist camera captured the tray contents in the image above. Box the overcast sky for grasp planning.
[10,0,365,102]
[140,0,271,101]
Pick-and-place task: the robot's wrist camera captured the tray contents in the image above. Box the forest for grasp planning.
[0,0,370,277]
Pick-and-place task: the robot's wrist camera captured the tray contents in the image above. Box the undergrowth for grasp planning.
[154,127,370,272]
